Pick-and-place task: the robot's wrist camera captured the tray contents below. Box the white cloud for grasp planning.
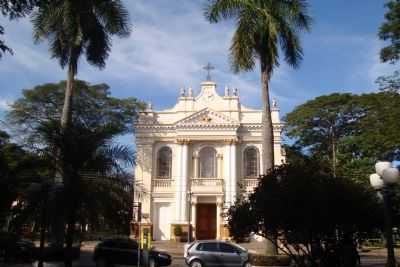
[0,0,293,110]
[0,98,13,111]
[367,40,398,86]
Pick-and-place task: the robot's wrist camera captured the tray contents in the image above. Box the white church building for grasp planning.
[133,78,285,241]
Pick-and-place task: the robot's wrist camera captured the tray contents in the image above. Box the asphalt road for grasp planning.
[1,246,398,267]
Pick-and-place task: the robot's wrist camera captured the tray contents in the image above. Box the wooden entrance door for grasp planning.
[196,204,216,240]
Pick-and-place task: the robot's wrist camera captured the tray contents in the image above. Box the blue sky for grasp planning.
[0,0,397,129]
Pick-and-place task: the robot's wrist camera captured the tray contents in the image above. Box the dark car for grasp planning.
[184,240,251,267]
[93,238,172,267]
[0,233,35,263]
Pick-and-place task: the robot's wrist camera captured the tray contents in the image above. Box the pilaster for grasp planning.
[175,138,190,223]
[193,152,199,178]
[134,140,153,223]
[217,153,223,179]
[230,139,238,204]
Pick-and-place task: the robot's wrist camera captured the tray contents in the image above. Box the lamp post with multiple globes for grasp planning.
[187,190,193,243]
[369,161,399,267]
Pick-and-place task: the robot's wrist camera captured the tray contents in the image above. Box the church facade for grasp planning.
[133,79,284,241]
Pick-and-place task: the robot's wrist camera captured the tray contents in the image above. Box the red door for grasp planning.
[196,204,217,240]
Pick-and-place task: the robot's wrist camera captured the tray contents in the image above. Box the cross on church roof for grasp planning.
[203,62,215,81]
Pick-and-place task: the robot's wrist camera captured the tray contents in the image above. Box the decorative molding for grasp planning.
[176,138,191,145]
[175,108,240,128]
[223,137,240,145]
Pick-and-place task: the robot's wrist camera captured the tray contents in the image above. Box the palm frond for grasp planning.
[278,23,303,68]
[31,0,131,70]
[229,8,258,72]
[205,0,311,74]
[93,0,131,37]
[205,0,251,23]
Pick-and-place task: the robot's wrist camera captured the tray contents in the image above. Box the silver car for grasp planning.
[184,240,251,267]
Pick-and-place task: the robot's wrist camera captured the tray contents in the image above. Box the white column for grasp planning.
[223,140,231,206]
[217,154,223,179]
[193,153,199,178]
[180,141,189,222]
[230,141,237,204]
[175,142,183,222]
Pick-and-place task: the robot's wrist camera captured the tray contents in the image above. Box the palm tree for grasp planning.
[205,0,311,172]
[31,3,130,253]
[38,120,135,266]
[31,0,131,129]
[205,0,312,255]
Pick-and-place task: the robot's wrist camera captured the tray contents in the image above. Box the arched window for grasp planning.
[157,147,172,179]
[199,147,217,178]
[244,147,259,178]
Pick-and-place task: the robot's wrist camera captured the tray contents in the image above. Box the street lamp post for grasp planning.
[187,190,193,243]
[370,161,399,267]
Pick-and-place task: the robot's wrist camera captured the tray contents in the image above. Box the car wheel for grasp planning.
[149,258,157,267]
[190,259,203,267]
[243,261,252,267]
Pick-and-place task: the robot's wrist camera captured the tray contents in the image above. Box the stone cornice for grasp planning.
[135,122,284,129]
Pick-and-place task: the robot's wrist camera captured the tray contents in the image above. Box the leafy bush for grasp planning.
[174,225,182,237]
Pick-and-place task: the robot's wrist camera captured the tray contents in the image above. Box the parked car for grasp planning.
[184,240,251,267]
[93,237,172,267]
[0,232,35,263]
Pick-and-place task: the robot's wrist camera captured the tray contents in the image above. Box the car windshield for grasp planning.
[230,242,247,252]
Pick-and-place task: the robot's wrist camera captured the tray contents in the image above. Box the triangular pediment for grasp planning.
[175,108,240,128]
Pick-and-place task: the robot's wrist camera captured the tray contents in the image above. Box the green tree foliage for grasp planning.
[228,163,382,266]
[42,120,134,245]
[31,0,131,129]
[379,0,400,63]
[7,81,143,263]
[376,70,400,93]
[0,130,45,230]
[7,80,143,145]
[351,92,400,161]
[284,92,400,183]
[285,93,363,177]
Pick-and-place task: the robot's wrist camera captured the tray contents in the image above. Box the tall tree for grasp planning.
[285,93,363,177]
[228,162,382,267]
[205,0,311,255]
[379,0,400,63]
[7,80,142,266]
[205,0,311,173]
[31,0,131,130]
[285,92,400,183]
[38,119,135,264]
